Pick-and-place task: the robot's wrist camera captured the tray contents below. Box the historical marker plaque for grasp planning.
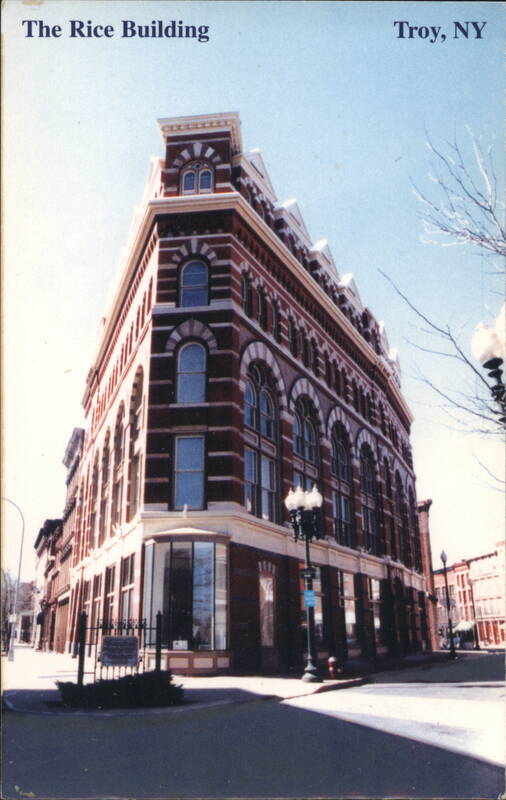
[101,636,138,667]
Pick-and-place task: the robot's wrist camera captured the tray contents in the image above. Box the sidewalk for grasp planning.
[2,645,366,716]
[3,644,500,717]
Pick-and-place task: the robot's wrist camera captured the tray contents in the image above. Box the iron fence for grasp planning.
[76,611,162,685]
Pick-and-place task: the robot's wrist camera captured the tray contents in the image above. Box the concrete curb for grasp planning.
[2,677,368,718]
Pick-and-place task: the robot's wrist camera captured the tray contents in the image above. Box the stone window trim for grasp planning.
[164,319,218,357]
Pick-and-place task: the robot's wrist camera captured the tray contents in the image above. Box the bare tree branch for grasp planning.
[412,128,506,262]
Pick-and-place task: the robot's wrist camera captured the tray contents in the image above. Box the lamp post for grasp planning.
[440,550,457,660]
[284,484,323,683]
[1,497,25,663]
[467,576,481,650]
[471,307,506,428]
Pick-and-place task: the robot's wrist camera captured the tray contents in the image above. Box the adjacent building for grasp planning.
[433,541,505,648]
[36,112,435,673]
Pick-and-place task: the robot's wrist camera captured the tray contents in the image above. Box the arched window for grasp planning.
[360,444,380,555]
[181,161,214,195]
[176,342,206,403]
[180,261,209,307]
[331,424,354,548]
[128,371,143,521]
[243,364,278,522]
[292,397,320,491]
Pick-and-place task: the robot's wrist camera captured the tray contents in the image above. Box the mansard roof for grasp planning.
[245,149,277,200]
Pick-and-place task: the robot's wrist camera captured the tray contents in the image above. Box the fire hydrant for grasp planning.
[328,656,338,679]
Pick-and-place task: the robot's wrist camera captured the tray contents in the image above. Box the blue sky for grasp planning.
[3,1,504,579]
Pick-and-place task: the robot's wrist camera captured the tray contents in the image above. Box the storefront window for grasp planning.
[143,540,227,650]
[259,574,274,647]
[341,572,359,655]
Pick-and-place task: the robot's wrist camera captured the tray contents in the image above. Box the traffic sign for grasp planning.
[304,590,316,607]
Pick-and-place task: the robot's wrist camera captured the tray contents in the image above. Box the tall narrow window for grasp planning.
[257,288,267,330]
[90,456,99,551]
[272,302,281,343]
[241,274,253,317]
[91,574,102,630]
[180,261,209,308]
[98,436,110,547]
[244,381,256,428]
[360,444,380,555]
[183,170,196,192]
[331,424,354,548]
[395,472,410,567]
[301,331,309,367]
[103,565,116,626]
[199,169,212,191]
[288,318,298,357]
[111,406,124,532]
[128,372,143,521]
[409,487,422,571]
[176,342,206,403]
[120,554,135,622]
[174,436,205,510]
[243,364,279,522]
[292,397,320,493]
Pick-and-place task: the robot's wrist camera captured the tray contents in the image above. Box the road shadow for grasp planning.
[2,687,504,799]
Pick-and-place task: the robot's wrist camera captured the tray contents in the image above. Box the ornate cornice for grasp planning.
[157,112,242,154]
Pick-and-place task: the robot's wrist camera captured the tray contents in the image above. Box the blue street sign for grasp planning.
[304,589,316,607]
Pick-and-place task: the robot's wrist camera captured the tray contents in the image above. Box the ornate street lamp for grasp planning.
[285,484,324,682]
[440,550,457,660]
[471,308,506,427]
[467,576,481,651]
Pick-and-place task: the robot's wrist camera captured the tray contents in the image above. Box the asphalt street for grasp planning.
[2,650,504,799]
[3,688,504,797]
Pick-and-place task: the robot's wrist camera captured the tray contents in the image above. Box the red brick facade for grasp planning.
[36,113,435,673]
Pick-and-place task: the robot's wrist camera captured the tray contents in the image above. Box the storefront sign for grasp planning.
[101,636,138,667]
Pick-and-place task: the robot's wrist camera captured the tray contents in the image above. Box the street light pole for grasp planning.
[1,497,25,663]
[285,485,323,683]
[440,550,457,660]
[467,577,481,650]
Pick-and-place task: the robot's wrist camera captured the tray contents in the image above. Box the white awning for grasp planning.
[454,620,475,632]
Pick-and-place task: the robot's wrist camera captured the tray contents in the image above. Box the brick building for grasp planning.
[44,112,434,673]
[433,541,505,649]
[33,428,84,652]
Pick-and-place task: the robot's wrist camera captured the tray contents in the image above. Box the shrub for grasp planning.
[56,670,183,709]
